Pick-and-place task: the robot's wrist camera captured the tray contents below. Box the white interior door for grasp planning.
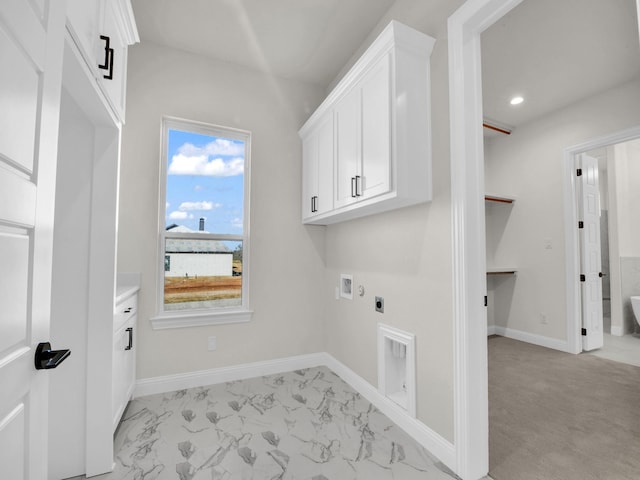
[578,153,604,351]
[0,1,65,478]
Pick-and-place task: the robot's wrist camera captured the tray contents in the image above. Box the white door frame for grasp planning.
[448,1,526,478]
[449,0,640,477]
[563,125,640,354]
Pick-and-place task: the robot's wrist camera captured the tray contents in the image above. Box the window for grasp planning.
[152,117,251,329]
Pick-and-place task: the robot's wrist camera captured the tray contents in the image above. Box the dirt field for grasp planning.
[164,275,241,304]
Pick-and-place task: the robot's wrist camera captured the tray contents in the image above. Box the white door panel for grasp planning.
[579,153,604,351]
[0,232,29,350]
[0,1,65,479]
[0,23,40,172]
[0,404,26,480]
[0,169,37,226]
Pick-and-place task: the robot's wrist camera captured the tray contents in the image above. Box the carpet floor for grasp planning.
[489,336,640,480]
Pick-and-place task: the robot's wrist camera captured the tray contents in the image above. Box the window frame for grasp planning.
[151,116,252,329]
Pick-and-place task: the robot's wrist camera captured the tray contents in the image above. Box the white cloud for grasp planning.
[169,139,244,177]
[178,139,244,158]
[166,202,170,209]
[231,217,243,229]
[168,211,192,220]
[168,154,244,177]
[179,201,221,211]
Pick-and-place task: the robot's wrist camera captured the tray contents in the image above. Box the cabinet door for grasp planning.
[66,0,100,69]
[122,315,136,403]
[112,322,127,429]
[97,0,129,121]
[334,86,360,208]
[315,114,334,215]
[361,52,391,199]
[302,132,319,220]
[302,114,334,221]
[112,314,135,429]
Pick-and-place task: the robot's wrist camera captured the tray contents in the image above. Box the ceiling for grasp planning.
[481,0,640,130]
[131,0,640,130]
[131,0,395,87]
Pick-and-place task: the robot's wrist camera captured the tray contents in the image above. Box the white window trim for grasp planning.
[152,116,252,330]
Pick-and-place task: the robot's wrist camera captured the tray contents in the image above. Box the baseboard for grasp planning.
[493,326,571,353]
[134,353,327,398]
[487,324,497,336]
[322,354,456,473]
[610,325,623,337]
[133,351,456,474]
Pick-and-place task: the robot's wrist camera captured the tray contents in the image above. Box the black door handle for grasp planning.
[34,342,71,370]
[125,327,133,351]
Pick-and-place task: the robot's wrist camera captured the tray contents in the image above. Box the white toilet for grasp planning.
[631,296,640,328]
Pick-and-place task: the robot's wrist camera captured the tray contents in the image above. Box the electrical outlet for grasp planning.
[208,336,217,351]
[375,296,384,313]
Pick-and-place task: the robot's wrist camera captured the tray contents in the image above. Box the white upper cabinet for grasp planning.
[66,0,138,122]
[299,21,435,225]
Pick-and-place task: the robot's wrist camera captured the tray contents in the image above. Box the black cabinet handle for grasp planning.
[98,35,114,80]
[311,195,318,213]
[125,327,133,351]
[124,307,132,314]
[34,342,71,370]
[355,175,362,196]
[351,177,356,197]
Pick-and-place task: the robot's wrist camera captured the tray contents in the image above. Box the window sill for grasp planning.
[150,309,253,330]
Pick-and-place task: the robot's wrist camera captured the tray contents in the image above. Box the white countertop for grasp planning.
[116,272,141,305]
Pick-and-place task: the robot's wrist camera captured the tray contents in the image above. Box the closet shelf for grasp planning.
[485,193,516,204]
[486,268,517,275]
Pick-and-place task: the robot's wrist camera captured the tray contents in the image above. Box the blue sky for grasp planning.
[166,129,244,234]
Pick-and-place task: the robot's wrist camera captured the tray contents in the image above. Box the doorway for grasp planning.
[448,0,640,478]
[571,133,640,366]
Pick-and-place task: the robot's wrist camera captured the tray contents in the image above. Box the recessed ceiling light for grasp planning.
[510,96,524,105]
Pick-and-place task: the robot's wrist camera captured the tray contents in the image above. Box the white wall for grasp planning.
[484,79,640,343]
[118,42,327,379]
[612,138,640,333]
[614,138,640,257]
[321,0,465,442]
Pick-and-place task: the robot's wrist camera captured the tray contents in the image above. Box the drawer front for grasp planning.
[114,294,137,332]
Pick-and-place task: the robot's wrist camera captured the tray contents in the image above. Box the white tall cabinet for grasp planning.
[47,1,138,478]
[299,21,436,225]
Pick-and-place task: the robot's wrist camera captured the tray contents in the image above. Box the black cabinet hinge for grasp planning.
[581,328,587,336]
[580,274,586,282]
[576,168,582,176]
[578,221,584,229]
[484,295,488,307]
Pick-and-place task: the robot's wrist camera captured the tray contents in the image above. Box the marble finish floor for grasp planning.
[90,366,459,480]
